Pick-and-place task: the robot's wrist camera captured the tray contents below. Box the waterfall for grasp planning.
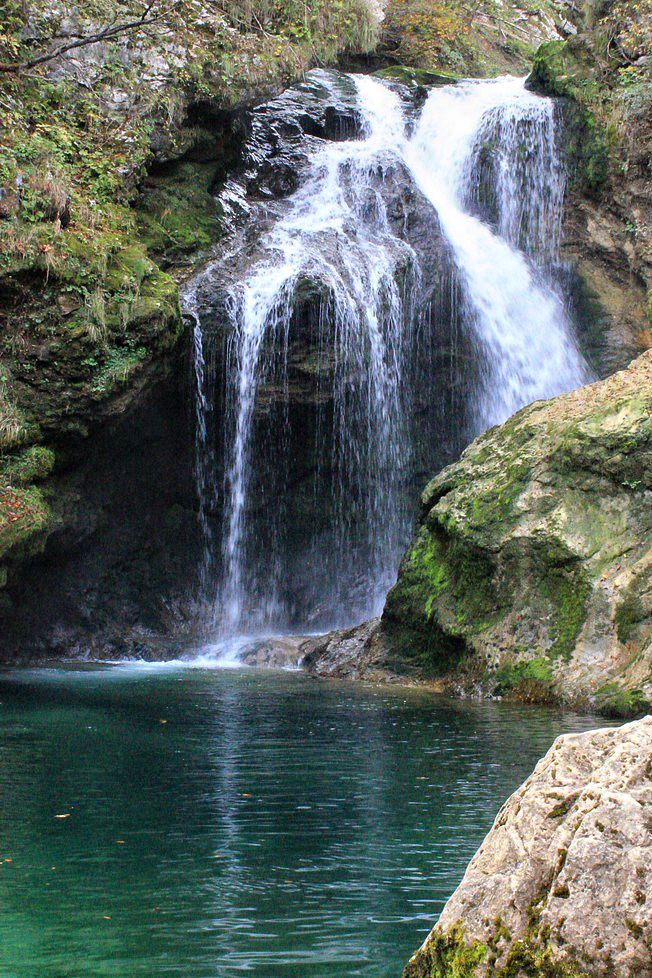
[184,286,217,609]
[216,73,420,635]
[403,76,589,428]
[186,71,589,648]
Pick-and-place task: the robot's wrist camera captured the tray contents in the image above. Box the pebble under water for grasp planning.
[0,668,608,978]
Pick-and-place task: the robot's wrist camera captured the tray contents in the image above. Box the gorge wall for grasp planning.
[0,0,382,658]
[0,0,650,668]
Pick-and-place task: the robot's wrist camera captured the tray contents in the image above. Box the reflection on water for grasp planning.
[0,668,607,977]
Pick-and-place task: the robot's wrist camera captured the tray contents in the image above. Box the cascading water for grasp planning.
[403,76,589,428]
[186,71,590,650]
[184,285,217,600]
[211,73,421,636]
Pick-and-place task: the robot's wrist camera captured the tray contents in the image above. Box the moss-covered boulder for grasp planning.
[384,351,652,714]
[402,717,652,978]
[373,65,461,87]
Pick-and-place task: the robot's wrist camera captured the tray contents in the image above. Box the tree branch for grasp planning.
[0,0,166,74]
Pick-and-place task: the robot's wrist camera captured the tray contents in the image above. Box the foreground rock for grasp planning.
[383,350,652,716]
[403,717,652,978]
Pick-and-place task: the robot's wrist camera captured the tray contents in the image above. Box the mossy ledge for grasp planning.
[403,923,591,978]
[384,351,652,716]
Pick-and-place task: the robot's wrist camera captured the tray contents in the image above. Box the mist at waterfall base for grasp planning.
[187,71,589,655]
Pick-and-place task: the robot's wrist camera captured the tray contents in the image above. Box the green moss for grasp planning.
[387,528,450,626]
[494,657,554,700]
[402,922,591,978]
[625,918,644,939]
[496,940,590,977]
[0,446,55,485]
[595,681,650,718]
[544,573,590,660]
[530,35,628,196]
[136,161,223,265]
[90,346,149,398]
[530,40,573,97]
[468,458,530,531]
[614,589,646,644]
[532,0,652,132]
[386,522,499,640]
[403,924,487,978]
[446,540,498,632]
[547,796,576,819]
[374,66,461,87]
[0,484,52,561]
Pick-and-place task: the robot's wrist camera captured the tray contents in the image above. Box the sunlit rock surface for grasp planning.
[403,717,652,978]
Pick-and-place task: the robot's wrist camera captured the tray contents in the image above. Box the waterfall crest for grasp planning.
[186,71,589,648]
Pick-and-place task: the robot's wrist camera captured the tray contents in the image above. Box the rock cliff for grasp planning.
[402,716,652,978]
[383,350,652,715]
[0,0,649,659]
[0,0,381,655]
[530,0,651,372]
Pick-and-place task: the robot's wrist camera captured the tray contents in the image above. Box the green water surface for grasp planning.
[0,666,606,978]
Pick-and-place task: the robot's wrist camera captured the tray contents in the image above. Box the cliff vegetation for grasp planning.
[0,0,379,608]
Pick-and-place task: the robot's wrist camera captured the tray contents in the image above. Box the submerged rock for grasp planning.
[402,716,652,978]
[383,350,652,715]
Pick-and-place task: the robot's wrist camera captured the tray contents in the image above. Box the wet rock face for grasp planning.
[186,71,485,629]
[529,29,651,374]
[403,717,652,978]
[191,69,473,427]
[384,350,652,714]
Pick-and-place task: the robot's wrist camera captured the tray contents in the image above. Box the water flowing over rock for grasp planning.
[185,70,588,649]
[402,717,652,978]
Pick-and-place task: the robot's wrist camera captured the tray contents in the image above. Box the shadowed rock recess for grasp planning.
[401,717,652,978]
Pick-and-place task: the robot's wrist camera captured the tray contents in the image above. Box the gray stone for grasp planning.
[404,717,652,978]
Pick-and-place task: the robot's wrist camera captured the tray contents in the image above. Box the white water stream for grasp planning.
[402,75,588,427]
[187,72,589,647]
